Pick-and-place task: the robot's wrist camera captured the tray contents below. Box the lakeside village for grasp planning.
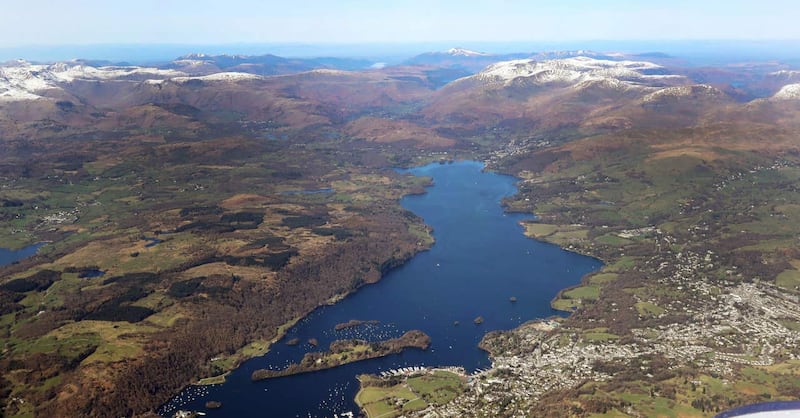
[403,231,800,416]
[349,244,800,417]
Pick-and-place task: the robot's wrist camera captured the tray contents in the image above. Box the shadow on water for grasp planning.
[160,161,602,417]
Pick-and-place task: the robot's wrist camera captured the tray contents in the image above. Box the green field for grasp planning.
[356,370,464,417]
[635,301,666,317]
[776,268,800,291]
[584,328,620,342]
[552,285,601,311]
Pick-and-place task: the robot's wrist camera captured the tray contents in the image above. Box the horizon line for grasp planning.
[2,39,800,49]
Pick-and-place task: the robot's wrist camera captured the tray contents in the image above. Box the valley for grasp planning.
[1,47,800,417]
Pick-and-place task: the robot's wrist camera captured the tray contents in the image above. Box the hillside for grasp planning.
[2,52,800,417]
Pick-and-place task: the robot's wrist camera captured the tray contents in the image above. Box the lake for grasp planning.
[0,242,44,267]
[159,160,602,417]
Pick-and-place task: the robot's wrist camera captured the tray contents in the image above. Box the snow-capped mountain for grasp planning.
[0,61,186,101]
[423,55,725,132]
[0,60,278,102]
[769,70,800,81]
[446,48,490,57]
[472,56,683,89]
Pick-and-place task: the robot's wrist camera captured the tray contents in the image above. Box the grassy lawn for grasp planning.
[46,320,157,364]
[523,224,589,247]
[563,285,600,300]
[407,370,463,406]
[608,256,639,271]
[584,328,620,342]
[552,298,581,311]
[356,383,418,418]
[408,223,434,246]
[524,223,560,238]
[635,301,666,317]
[552,285,601,311]
[357,370,464,417]
[595,234,633,246]
[776,268,800,291]
[589,273,619,285]
[364,399,401,418]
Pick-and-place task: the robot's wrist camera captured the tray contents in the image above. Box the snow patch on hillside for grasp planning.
[0,65,54,101]
[173,72,262,82]
[573,78,631,91]
[0,86,43,101]
[307,69,352,76]
[773,83,800,100]
[641,84,723,103]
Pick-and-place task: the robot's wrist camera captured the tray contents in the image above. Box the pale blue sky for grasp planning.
[3,0,799,47]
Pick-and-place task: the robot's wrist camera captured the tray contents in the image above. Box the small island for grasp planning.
[251,330,431,381]
[334,319,380,331]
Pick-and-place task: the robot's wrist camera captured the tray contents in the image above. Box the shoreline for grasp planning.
[251,330,431,381]
[350,164,605,417]
[193,315,302,386]
[159,182,438,410]
[169,160,601,417]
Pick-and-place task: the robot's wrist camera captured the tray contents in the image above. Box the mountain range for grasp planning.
[1,48,800,418]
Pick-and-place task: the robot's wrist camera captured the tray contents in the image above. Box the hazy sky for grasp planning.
[3,0,799,47]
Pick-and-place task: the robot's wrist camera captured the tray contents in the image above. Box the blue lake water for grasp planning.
[0,243,44,267]
[159,160,602,417]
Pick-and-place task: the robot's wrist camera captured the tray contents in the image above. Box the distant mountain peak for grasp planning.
[770,70,800,77]
[447,48,489,57]
[179,53,213,60]
[473,56,679,88]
